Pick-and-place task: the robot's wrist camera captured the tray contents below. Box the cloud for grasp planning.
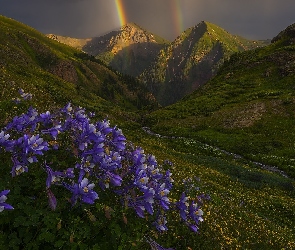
[0,0,294,40]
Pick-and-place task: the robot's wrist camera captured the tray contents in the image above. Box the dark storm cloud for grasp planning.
[0,0,294,40]
[0,0,118,38]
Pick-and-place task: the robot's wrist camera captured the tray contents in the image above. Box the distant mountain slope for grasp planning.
[48,23,169,77]
[0,15,158,127]
[140,21,269,106]
[145,23,295,178]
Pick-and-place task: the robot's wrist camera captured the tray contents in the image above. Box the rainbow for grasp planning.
[115,0,127,26]
[171,0,184,37]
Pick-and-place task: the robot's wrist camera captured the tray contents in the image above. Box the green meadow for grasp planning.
[0,15,294,249]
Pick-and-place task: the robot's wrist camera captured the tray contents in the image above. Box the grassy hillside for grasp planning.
[0,16,294,249]
[145,23,295,179]
[140,21,268,106]
[0,15,158,128]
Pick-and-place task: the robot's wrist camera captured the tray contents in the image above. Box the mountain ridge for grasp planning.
[47,22,169,77]
[145,22,295,178]
[0,15,158,127]
[139,21,269,106]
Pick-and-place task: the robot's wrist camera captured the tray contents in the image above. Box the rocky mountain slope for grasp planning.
[140,21,269,106]
[0,15,158,127]
[48,23,168,77]
[145,22,295,178]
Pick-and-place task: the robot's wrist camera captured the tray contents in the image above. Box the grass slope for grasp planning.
[0,15,158,128]
[145,23,295,179]
[0,16,294,249]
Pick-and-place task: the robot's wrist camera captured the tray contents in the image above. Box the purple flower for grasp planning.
[19,88,32,100]
[0,190,14,212]
[11,158,28,177]
[145,237,174,250]
[153,215,168,232]
[176,192,189,220]
[45,164,62,188]
[23,134,49,155]
[61,103,73,115]
[0,131,10,144]
[63,177,98,205]
[155,183,170,210]
[0,131,10,149]
[111,127,126,151]
[96,120,113,135]
[188,202,204,225]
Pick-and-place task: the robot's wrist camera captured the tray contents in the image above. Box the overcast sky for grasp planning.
[0,0,294,41]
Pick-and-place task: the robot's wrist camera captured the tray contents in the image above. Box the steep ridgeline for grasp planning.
[145,23,295,178]
[83,23,169,77]
[0,15,158,127]
[140,21,268,106]
[48,23,169,77]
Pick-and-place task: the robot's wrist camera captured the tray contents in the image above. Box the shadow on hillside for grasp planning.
[82,32,166,77]
[109,42,165,77]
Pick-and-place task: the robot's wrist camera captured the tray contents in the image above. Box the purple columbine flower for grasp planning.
[176,192,189,221]
[11,158,28,177]
[153,215,168,232]
[42,124,62,140]
[45,164,63,188]
[19,88,32,100]
[0,190,14,212]
[63,177,98,205]
[155,183,170,210]
[21,134,49,155]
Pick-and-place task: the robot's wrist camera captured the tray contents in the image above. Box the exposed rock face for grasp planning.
[47,23,168,77]
[82,23,168,77]
[49,60,78,84]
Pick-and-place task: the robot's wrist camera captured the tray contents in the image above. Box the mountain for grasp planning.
[139,21,269,106]
[48,23,169,77]
[0,15,158,127]
[1,16,295,249]
[144,22,295,178]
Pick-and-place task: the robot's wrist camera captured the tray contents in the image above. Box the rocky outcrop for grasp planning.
[49,60,78,84]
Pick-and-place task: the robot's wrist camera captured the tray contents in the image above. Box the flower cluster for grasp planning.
[0,89,206,236]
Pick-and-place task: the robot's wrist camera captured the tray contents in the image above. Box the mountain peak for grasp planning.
[121,22,141,30]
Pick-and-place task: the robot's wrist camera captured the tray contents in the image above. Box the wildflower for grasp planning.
[11,158,28,177]
[0,190,13,212]
[42,124,62,140]
[61,103,73,114]
[153,215,168,231]
[176,192,189,220]
[145,237,174,250]
[23,134,49,155]
[156,183,170,210]
[45,164,63,188]
[19,88,32,100]
[63,177,98,205]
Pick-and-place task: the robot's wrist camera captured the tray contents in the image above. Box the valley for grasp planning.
[0,15,294,249]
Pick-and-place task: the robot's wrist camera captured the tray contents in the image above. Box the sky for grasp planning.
[0,0,294,41]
